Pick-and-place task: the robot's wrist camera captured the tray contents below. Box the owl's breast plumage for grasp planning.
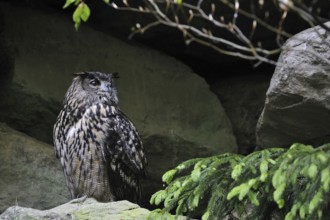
[55,104,117,201]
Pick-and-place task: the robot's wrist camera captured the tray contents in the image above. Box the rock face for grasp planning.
[212,76,270,154]
[1,198,182,220]
[256,22,330,148]
[0,123,69,213]
[0,2,236,153]
[0,84,60,144]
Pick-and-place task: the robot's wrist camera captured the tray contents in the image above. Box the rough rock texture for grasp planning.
[0,123,211,212]
[212,76,270,154]
[0,198,185,220]
[0,84,60,144]
[0,2,236,153]
[256,22,330,148]
[0,123,69,213]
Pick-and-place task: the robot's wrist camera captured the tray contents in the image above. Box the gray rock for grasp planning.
[0,83,61,144]
[212,76,270,154]
[0,2,236,153]
[0,123,69,213]
[256,22,330,148]
[0,198,164,220]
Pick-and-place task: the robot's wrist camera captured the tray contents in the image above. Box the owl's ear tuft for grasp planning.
[112,72,120,79]
[73,72,88,77]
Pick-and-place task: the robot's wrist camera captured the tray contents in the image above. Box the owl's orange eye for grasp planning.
[89,79,100,87]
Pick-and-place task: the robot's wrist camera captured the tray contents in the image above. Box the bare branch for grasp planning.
[103,0,329,66]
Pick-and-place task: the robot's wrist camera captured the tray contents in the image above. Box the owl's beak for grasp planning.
[100,82,112,93]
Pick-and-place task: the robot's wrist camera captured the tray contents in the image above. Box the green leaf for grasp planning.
[273,183,286,208]
[260,160,268,175]
[231,164,243,180]
[150,191,158,205]
[299,205,307,219]
[284,212,293,220]
[162,169,177,184]
[201,211,210,220]
[173,180,181,188]
[289,143,300,150]
[173,189,181,200]
[72,2,90,30]
[176,199,187,214]
[175,0,183,5]
[191,167,201,181]
[308,164,318,179]
[248,178,257,187]
[301,166,309,177]
[103,0,110,3]
[290,170,298,185]
[80,3,91,22]
[182,178,192,187]
[286,203,300,220]
[248,191,259,206]
[267,158,276,165]
[272,169,285,188]
[163,194,173,208]
[63,0,76,9]
[308,191,322,214]
[227,185,242,200]
[290,202,301,216]
[73,3,83,23]
[74,23,80,31]
[162,211,175,220]
[150,190,167,205]
[317,153,327,163]
[321,168,330,192]
[146,209,162,220]
[278,199,285,209]
[260,173,268,182]
[290,143,313,151]
[238,183,250,201]
[176,158,202,172]
[155,191,166,206]
[191,193,199,209]
[73,3,83,30]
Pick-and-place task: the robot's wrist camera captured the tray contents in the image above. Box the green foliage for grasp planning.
[63,0,91,30]
[148,143,330,220]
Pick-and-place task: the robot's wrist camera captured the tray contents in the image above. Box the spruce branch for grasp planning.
[148,143,330,220]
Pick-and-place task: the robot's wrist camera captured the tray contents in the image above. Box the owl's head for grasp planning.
[65,71,119,107]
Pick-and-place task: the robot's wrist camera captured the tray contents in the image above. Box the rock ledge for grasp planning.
[0,198,153,220]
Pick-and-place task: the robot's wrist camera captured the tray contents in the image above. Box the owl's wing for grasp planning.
[102,107,147,202]
[106,110,147,176]
[53,109,68,159]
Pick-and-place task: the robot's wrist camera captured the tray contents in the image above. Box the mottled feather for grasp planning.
[53,71,147,203]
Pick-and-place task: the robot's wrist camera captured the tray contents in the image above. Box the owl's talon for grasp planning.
[69,195,88,204]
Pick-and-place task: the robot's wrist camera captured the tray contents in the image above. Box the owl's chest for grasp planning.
[63,109,108,154]
[64,117,109,181]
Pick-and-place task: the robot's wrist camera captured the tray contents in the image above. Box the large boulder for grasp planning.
[0,2,236,153]
[212,76,270,154]
[256,22,330,148]
[0,198,188,220]
[0,123,69,213]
